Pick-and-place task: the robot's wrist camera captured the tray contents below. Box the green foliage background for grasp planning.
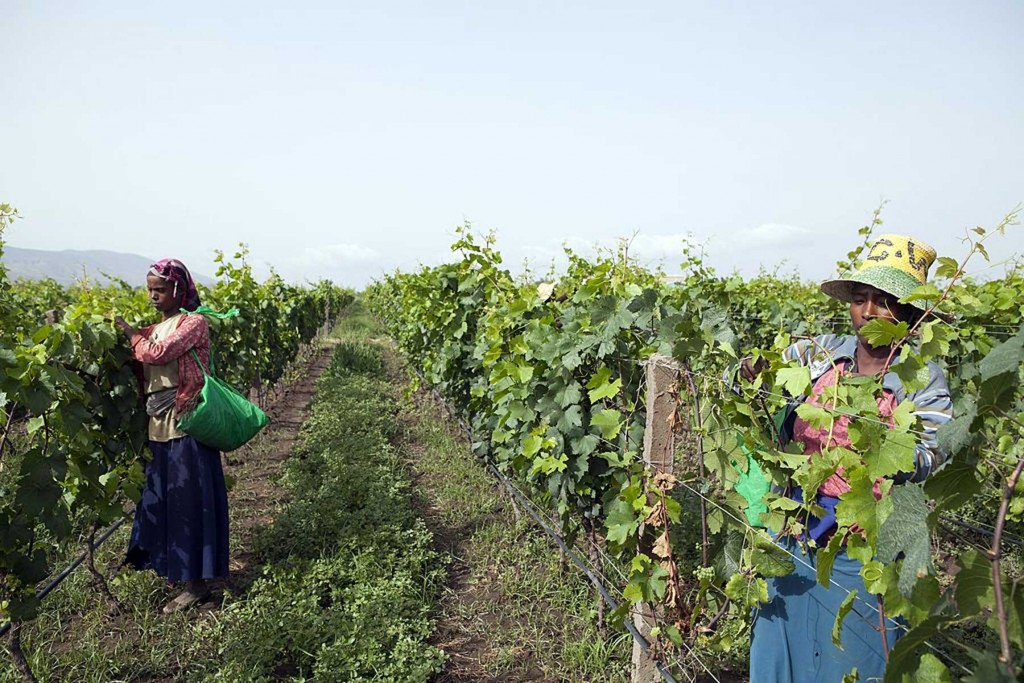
[367,221,1024,681]
[0,204,352,633]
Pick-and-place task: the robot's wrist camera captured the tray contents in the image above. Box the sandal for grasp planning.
[162,586,210,614]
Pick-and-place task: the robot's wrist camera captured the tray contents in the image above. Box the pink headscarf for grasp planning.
[148,258,201,311]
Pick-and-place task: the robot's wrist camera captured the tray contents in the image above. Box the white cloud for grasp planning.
[291,243,381,268]
[730,223,814,249]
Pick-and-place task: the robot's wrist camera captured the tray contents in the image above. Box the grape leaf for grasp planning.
[832,589,858,649]
[860,319,909,347]
[867,430,916,480]
[724,574,768,608]
[586,367,622,402]
[906,653,953,682]
[980,331,1024,382]
[776,366,812,396]
[590,409,623,440]
[836,470,893,544]
[877,485,931,596]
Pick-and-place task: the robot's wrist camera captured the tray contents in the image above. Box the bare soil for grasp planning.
[384,350,556,683]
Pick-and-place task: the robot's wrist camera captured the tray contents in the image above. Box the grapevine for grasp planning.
[369,217,1024,681]
[0,205,352,679]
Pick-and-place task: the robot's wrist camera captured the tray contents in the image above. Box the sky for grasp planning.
[1,1,1021,287]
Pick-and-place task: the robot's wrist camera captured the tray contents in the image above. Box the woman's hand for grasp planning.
[739,356,769,382]
[114,316,136,338]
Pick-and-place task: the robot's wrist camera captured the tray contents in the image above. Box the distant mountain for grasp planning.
[0,247,214,286]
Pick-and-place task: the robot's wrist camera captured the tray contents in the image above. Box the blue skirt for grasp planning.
[750,540,901,683]
[125,436,229,582]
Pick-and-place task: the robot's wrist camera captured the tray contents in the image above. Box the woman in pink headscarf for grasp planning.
[115,259,229,614]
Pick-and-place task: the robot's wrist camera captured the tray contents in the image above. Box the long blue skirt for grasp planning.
[125,436,229,582]
[750,540,901,683]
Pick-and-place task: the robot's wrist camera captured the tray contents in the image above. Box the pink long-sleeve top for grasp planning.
[129,313,211,414]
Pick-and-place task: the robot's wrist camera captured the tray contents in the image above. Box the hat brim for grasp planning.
[821,266,931,312]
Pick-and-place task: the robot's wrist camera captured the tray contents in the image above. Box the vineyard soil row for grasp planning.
[3,306,631,682]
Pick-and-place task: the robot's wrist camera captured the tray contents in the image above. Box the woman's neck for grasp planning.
[855,341,891,376]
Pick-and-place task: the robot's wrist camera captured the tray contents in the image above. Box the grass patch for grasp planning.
[189,341,446,681]
[396,368,632,682]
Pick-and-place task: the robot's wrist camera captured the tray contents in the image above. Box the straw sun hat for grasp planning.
[820,234,938,311]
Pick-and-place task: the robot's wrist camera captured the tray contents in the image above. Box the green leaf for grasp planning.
[900,283,943,304]
[590,409,624,440]
[918,323,951,360]
[962,651,1016,683]
[883,615,945,683]
[522,434,543,458]
[817,531,846,587]
[955,549,1024,649]
[556,404,583,432]
[924,459,982,512]
[934,256,958,279]
[979,330,1024,382]
[890,400,916,430]
[954,550,992,618]
[836,470,892,544]
[776,366,812,396]
[905,653,952,683]
[724,574,768,608]
[749,536,795,578]
[796,403,832,430]
[832,589,858,649]
[893,354,931,394]
[586,366,622,402]
[662,623,683,646]
[867,429,915,480]
[859,319,909,347]
[605,500,639,546]
[876,485,931,596]
[935,397,977,456]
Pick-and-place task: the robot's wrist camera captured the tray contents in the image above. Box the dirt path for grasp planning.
[214,342,335,598]
[385,347,629,683]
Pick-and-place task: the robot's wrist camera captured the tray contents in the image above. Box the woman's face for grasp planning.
[146,274,180,314]
[849,283,914,348]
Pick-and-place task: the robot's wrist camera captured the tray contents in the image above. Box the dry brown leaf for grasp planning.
[644,500,665,526]
[652,471,678,492]
[652,531,672,559]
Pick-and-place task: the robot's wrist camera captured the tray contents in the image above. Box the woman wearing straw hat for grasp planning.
[744,235,953,682]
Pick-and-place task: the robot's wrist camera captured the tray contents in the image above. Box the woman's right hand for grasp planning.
[114,316,136,338]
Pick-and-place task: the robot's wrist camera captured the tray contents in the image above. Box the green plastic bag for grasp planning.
[734,435,770,527]
[733,408,790,528]
[177,348,268,452]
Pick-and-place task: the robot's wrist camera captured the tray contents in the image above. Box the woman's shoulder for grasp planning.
[783,334,855,365]
[177,312,210,331]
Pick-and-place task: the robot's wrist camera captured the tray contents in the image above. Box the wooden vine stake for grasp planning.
[633,354,681,683]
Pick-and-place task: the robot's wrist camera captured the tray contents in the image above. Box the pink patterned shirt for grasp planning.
[130,313,211,415]
[791,362,897,497]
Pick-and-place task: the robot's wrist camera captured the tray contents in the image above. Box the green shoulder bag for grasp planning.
[177,348,269,452]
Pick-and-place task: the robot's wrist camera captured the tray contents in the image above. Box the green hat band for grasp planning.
[820,266,928,310]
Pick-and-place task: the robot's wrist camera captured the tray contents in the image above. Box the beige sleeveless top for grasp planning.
[144,314,186,442]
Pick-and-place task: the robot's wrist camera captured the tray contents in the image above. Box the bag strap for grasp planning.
[181,306,236,378]
[190,347,214,377]
[180,305,240,320]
